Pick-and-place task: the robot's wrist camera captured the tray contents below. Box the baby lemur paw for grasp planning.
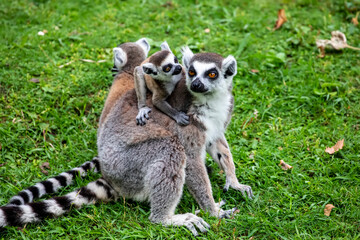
[136,107,152,126]
[175,112,190,126]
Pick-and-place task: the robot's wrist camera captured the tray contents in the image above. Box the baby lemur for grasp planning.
[134,41,189,126]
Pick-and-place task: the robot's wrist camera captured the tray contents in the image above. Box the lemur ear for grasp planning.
[142,63,157,75]
[181,46,194,69]
[136,38,150,57]
[160,41,172,53]
[222,55,237,78]
[113,47,127,70]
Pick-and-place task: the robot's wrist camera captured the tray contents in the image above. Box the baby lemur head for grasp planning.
[142,41,183,81]
[181,46,237,96]
[113,38,150,73]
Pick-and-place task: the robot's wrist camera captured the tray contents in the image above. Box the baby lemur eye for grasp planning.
[189,70,195,76]
[163,64,173,72]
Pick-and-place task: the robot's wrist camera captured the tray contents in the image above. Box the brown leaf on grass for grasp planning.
[40,162,50,175]
[279,160,293,170]
[324,204,335,216]
[316,31,360,58]
[204,28,210,33]
[325,139,344,154]
[250,69,259,73]
[274,9,287,30]
[352,12,359,25]
[30,78,40,83]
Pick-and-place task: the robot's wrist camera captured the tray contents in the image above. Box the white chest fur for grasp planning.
[192,91,232,144]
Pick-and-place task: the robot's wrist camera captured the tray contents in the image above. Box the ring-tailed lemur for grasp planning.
[3,38,151,207]
[0,44,253,236]
[134,41,189,126]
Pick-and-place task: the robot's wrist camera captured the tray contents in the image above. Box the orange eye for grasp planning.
[166,67,171,72]
[208,72,216,78]
[189,70,195,76]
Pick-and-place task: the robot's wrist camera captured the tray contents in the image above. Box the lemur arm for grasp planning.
[206,134,254,199]
[152,93,189,126]
[134,66,151,125]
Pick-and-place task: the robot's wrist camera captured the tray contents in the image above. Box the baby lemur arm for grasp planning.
[134,66,151,125]
[207,134,254,199]
[152,93,189,126]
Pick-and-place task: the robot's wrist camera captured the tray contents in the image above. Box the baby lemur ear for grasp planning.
[142,62,158,75]
[222,55,237,78]
[181,46,194,69]
[113,47,127,70]
[160,41,172,53]
[136,38,151,57]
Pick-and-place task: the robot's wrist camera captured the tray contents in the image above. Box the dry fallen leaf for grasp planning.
[37,31,45,36]
[250,69,259,73]
[316,31,360,58]
[278,146,283,150]
[30,78,40,83]
[325,139,344,154]
[204,28,210,33]
[249,152,255,159]
[324,204,335,216]
[279,160,293,170]
[40,162,50,175]
[274,9,287,30]
[352,12,359,26]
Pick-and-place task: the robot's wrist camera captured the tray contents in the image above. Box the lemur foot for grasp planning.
[212,200,238,219]
[217,207,238,219]
[166,213,210,236]
[224,181,254,199]
[136,107,151,126]
[175,112,190,126]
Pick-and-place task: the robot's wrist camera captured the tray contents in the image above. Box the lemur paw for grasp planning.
[136,107,151,126]
[224,182,254,199]
[212,200,238,219]
[175,112,190,126]
[167,213,210,236]
[217,207,238,219]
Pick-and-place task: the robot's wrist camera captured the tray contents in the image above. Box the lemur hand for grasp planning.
[136,107,152,126]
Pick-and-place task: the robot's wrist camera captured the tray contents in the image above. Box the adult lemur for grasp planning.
[0,40,253,236]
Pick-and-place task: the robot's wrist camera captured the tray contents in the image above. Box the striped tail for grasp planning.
[7,157,101,206]
[0,178,115,228]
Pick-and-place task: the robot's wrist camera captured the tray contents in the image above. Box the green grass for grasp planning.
[1,0,360,239]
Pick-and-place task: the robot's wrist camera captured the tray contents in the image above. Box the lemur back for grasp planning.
[133,41,189,126]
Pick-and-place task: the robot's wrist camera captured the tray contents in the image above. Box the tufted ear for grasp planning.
[142,62,157,76]
[136,38,150,57]
[180,46,194,69]
[222,55,237,78]
[160,41,172,53]
[113,47,127,70]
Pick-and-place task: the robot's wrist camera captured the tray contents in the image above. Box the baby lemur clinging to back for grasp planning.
[133,41,190,126]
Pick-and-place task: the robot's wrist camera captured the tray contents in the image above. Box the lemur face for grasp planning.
[142,41,183,81]
[142,51,183,80]
[181,46,237,95]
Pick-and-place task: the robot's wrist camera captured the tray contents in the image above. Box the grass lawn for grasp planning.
[1,0,359,239]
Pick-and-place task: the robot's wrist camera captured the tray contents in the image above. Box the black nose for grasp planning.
[190,78,208,93]
[172,65,182,75]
